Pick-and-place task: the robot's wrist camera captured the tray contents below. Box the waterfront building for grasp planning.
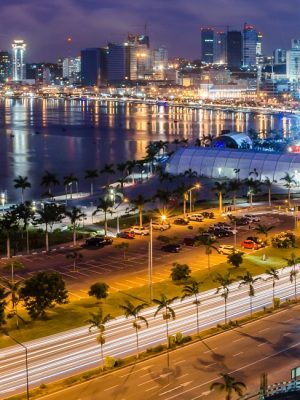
[256,31,263,64]
[0,51,12,82]
[166,147,300,183]
[62,56,81,84]
[243,23,258,68]
[152,47,168,80]
[201,27,215,64]
[286,39,300,82]
[274,49,286,65]
[81,48,101,86]
[107,43,127,83]
[227,31,242,69]
[214,31,227,64]
[12,39,26,81]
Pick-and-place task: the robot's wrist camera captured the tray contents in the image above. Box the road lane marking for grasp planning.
[173,359,186,365]
[203,348,217,354]
[258,342,267,347]
[258,327,270,333]
[232,338,243,343]
[233,352,243,357]
[104,384,119,391]
[204,363,216,368]
[145,385,159,392]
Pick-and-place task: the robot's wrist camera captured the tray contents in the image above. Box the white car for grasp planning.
[151,221,171,231]
[130,226,150,236]
[218,245,235,255]
[244,214,261,223]
[188,214,204,222]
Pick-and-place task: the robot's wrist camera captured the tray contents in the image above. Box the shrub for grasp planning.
[88,282,109,301]
[170,263,191,282]
[175,331,183,344]
[271,231,295,248]
[104,356,117,369]
[273,297,281,309]
[168,335,176,348]
[146,344,165,354]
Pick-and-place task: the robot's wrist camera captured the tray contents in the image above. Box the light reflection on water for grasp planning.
[0,98,300,201]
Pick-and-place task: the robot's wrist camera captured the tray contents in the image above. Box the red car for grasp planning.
[117,231,135,239]
[241,240,258,250]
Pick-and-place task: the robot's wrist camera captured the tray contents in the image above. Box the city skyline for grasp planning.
[0,0,299,61]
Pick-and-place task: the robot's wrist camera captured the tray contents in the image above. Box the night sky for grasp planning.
[0,0,300,62]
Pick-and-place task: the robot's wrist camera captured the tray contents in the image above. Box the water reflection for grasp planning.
[0,98,300,200]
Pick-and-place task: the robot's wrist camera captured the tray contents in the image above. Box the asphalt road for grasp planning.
[0,211,292,300]
[1,266,299,398]
[31,305,300,400]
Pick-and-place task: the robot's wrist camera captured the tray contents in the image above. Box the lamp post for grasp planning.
[185,183,201,216]
[5,333,29,399]
[148,219,153,301]
[1,192,6,213]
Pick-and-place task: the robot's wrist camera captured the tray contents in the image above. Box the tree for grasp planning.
[0,210,19,258]
[195,236,218,270]
[153,294,178,348]
[40,170,60,197]
[210,373,246,400]
[283,253,300,300]
[130,195,149,227]
[0,278,23,328]
[20,272,68,319]
[153,189,172,214]
[116,162,128,190]
[88,282,109,301]
[63,173,78,200]
[100,163,115,185]
[265,267,280,305]
[119,300,148,358]
[93,198,113,236]
[227,252,243,269]
[264,177,277,207]
[170,263,191,282]
[115,242,129,261]
[126,160,137,184]
[214,272,234,324]
[13,175,31,203]
[14,202,35,254]
[181,280,202,336]
[238,271,261,316]
[173,183,189,217]
[244,178,261,207]
[212,181,227,214]
[227,179,242,209]
[87,308,113,369]
[0,287,7,329]
[254,224,274,243]
[233,168,240,180]
[66,251,83,272]
[184,169,198,179]
[65,207,86,246]
[84,169,98,195]
[280,173,296,208]
[35,203,65,251]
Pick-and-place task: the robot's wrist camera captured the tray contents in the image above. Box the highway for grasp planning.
[0,266,299,398]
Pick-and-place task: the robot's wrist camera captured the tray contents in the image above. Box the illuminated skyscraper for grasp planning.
[12,39,26,81]
[0,52,12,82]
[286,39,300,81]
[201,28,215,64]
[214,31,227,64]
[243,24,257,68]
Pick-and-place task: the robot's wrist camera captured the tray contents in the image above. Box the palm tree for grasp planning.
[119,300,148,358]
[184,169,198,179]
[126,160,137,184]
[227,252,243,269]
[173,183,189,217]
[100,163,115,185]
[87,308,114,369]
[66,251,83,272]
[14,202,35,254]
[153,189,171,214]
[181,280,202,336]
[195,236,218,270]
[63,173,78,200]
[264,177,277,207]
[40,170,60,197]
[254,224,274,241]
[130,195,149,227]
[65,207,86,246]
[249,168,259,180]
[116,163,128,189]
[233,168,240,180]
[283,253,300,300]
[238,271,261,316]
[212,181,227,214]
[265,267,280,305]
[244,178,261,208]
[84,169,99,196]
[13,176,31,203]
[35,203,65,251]
[0,277,23,328]
[227,179,242,209]
[93,198,113,235]
[0,211,19,258]
[214,272,234,324]
[153,294,178,348]
[280,173,296,207]
[210,373,246,400]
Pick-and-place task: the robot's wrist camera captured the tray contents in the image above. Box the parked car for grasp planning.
[130,226,150,235]
[218,245,235,255]
[85,236,113,248]
[152,221,171,231]
[183,237,196,246]
[241,239,259,250]
[235,217,250,226]
[117,230,135,239]
[247,236,265,247]
[244,214,261,223]
[196,232,217,241]
[173,218,189,225]
[161,243,182,253]
[188,214,204,222]
[201,211,215,219]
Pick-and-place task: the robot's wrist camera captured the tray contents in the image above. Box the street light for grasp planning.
[1,192,6,213]
[185,183,201,216]
[5,332,29,400]
[148,219,153,301]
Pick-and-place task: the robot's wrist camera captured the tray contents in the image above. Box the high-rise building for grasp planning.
[125,34,151,80]
[127,33,150,48]
[214,31,227,64]
[0,51,12,82]
[243,23,257,68]
[201,28,215,64]
[274,49,286,65]
[286,39,300,81]
[12,39,26,81]
[107,43,127,83]
[152,47,168,79]
[256,32,263,64]
[62,56,81,84]
[80,48,101,86]
[227,31,242,69]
